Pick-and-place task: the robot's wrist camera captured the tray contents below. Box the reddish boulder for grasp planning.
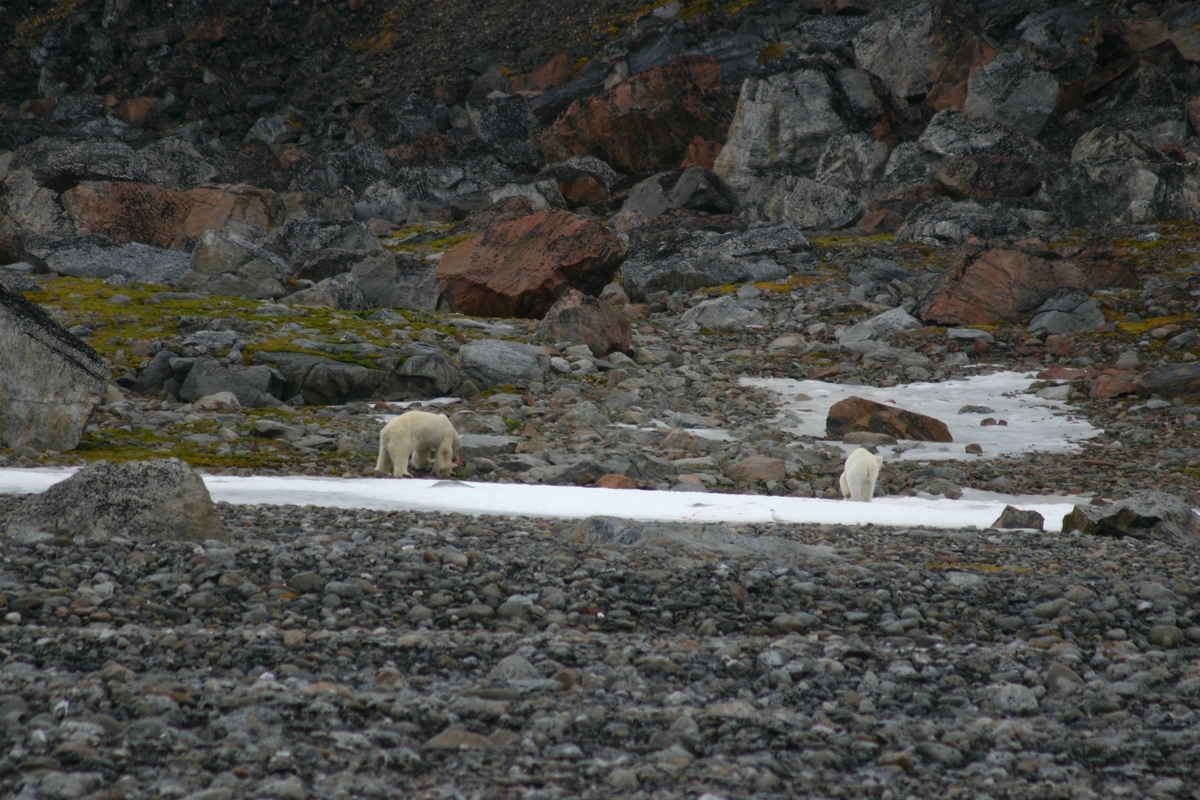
[536,55,735,175]
[680,137,723,170]
[596,474,636,489]
[935,155,1044,200]
[857,208,904,234]
[181,184,274,242]
[1090,374,1137,399]
[437,210,627,319]
[727,455,787,483]
[527,52,572,92]
[62,182,194,249]
[538,289,631,357]
[920,239,1138,326]
[826,396,952,442]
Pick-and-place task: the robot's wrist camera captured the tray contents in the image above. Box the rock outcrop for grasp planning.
[826,396,953,442]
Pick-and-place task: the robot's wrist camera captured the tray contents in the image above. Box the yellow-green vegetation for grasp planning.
[756,43,788,64]
[386,233,475,255]
[1117,314,1193,336]
[10,0,79,50]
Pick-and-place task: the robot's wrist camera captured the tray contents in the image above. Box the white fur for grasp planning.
[376,410,462,478]
[839,447,884,502]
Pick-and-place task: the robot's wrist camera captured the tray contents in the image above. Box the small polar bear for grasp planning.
[839,447,884,502]
[376,410,463,478]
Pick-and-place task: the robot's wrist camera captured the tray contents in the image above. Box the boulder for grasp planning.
[3,460,227,543]
[918,108,1054,166]
[22,234,191,286]
[1134,362,1200,399]
[178,360,279,408]
[727,455,787,483]
[263,219,380,263]
[839,307,922,344]
[0,282,109,451]
[177,230,291,299]
[61,181,194,249]
[11,136,213,191]
[537,55,734,175]
[181,184,275,240]
[990,505,1046,531]
[391,346,462,398]
[963,52,1059,138]
[919,239,1137,326]
[467,95,539,169]
[281,272,368,311]
[488,180,567,213]
[746,175,865,230]
[250,350,391,405]
[1062,492,1199,546]
[826,396,952,442]
[270,191,355,224]
[538,289,631,357]
[351,252,441,311]
[678,295,766,331]
[850,0,938,102]
[1027,289,1105,338]
[536,157,618,209]
[620,167,738,220]
[935,155,1045,200]
[1043,158,1200,227]
[437,209,627,319]
[894,197,1029,247]
[459,339,545,387]
[814,133,890,188]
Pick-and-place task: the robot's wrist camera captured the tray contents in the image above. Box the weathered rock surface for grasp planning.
[1134,362,1200,399]
[538,289,631,357]
[746,175,865,230]
[4,460,226,543]
[619,167,738,221]
[1027,289,1105,338]
[437,210,626,318]
[1063,492,1200,545]
[21,234,192,286]
[0,282,109,451]
[178,230,291,299]
[178,360,280,409]
[894,197,1029,247]
[458,339,545,387]
[963,51,1059,138]
[826,396,953,442]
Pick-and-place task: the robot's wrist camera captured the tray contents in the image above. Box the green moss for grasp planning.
[1117,314,1193,335]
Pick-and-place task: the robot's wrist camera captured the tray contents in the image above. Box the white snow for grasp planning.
[0,467,1078,532]
[745,371,1101,461]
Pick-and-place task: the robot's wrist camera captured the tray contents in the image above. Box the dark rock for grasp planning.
[22,234,192,286]
[1062,492,1199,545]
[991,506,1046,531]
[1134,362,1200,399]
[538,289,631,358]
[1027,289,1105,338]
[894,197,1029,247]
[620,167,738,220]
[826,396,952,442]
[935,155,1045,200]
[178,360,279,408]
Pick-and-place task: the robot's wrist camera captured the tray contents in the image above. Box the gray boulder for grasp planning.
[1027,289,1105,338]
[840,307,923,344]
[178,360,279,408]
[178,230,291,299]
[814,133,889,188]
[3,460,227,543]
[746,175,865,230]
[964,52,1059,138]
[621,245,746,303]
[282,272,368,311]
[250,351,385,405]
[263,219,381,262]
[1062,492,1199,546]
[130,349,175,396]
[918,108,1055,167]
[391,346,462,397]
[352,252,441,311]
[1,282,109,451]
[620,167,738,220]
[895,197,1030,247]
[23,234,191,286]
[1043,159,1200,228]
[459,339,545,387]
[850,0,936,101]
[721,221,809,258]
[678,295,766,331]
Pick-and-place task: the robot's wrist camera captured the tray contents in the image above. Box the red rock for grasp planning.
[623,303,651,319]
[924,35,998,112]
[537,288,631,357]
[1037,366,1090,381]
[596,474,637,489]
[61,181,194,249]
[536,55,735,175]
[857,208,904,234]
[1043,334,1074,357]
[680,136,723,170]
[557,175,608,207]
[1090,375,1137,399]
[726,454,787,483]
[182,17,229,43]
[528,52,572,92]
[675,474,706,487]
[437,210,628,319]
[181,184,274,243]
[598,284,630,306]
[920,239,1138,326]
[117,97,156,127]
[826,396,952,442]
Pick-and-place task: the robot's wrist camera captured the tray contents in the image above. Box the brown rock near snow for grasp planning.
[727,454,787,483]
[826,396,953,443]
[536,55,734,175]
[538,289,631,357]
[920,239,1138,326]
[437,210,627,319]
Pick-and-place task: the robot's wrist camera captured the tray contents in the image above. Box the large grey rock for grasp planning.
[351,252,441,311]
[721,221,809,258]
[918,108,1054,167]
[1135,362,1200,399]
[23,234,192,286]
[249,350,387,404]
[1,168,70,236]
[840,307,923,344]
[620,167,738,220]
[621,244,745,303]
[1043,159,1200,228]
[714,60,860,192]
[459,339,545,387]
[282,272,368,311]
[964,52,1059,138]
[468,95,540,170]
[814,133,889,188]
[678,295,766,331]
[1062,492,1199,546]
[746,175,865,230]
[3,460,227,543]
[1027,289,1105,338]
[392,345,462,397]
[11,135,214,192]
[0,282,109,451]
[894,197,1030,247]
[178,230,291,299]
[178,360,279,408]
[263,219,381,262]
[850,0,935,101]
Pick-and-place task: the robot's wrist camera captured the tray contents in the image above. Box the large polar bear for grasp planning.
[839,447,884,502]
[376,410,463,478]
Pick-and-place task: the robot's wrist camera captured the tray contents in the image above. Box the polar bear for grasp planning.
[839,447,884,502]
[376,410,463,478]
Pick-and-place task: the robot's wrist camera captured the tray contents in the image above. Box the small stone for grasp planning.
[964,443,983,454]
[1149,624,1184,648]
[991,505,1045,530]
